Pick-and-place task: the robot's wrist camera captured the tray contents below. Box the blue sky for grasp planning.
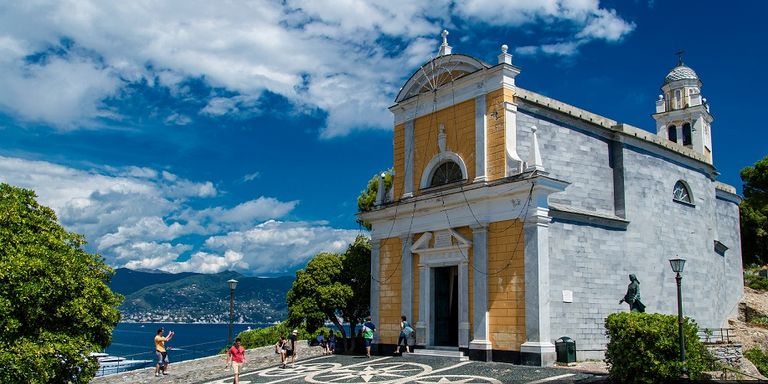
[1,1,765,276]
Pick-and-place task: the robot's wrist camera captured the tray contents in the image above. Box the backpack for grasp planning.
[402,322,415,337]
[362,324,374,339]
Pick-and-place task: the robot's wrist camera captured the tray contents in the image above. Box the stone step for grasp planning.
[410,348,469,361]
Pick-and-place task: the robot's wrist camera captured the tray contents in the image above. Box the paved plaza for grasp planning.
[202,354,605,384]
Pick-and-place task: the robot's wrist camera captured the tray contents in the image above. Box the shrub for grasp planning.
[750,316,768,328]
[743,265,768,290]
[604,312,713,383]
[745,273,768,291]
[745,347,768,377]
[234,322,328,350]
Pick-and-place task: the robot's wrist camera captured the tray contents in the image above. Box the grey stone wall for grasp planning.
[517,108,615,217]
[515,103,744,360]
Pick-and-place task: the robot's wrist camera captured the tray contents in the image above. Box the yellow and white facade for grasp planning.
[359,33,568,366]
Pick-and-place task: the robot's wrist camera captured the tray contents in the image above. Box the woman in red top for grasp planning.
[226,338,246,384]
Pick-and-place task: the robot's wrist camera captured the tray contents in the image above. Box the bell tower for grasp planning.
[652,54,714,164]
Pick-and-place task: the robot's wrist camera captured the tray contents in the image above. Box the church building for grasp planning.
[357,32,743,366]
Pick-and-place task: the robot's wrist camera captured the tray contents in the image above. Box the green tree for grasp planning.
[357,169,393,230]
[338,235,371,351]
[740,155,768,265]
[0,183,123,383]
[286,235,371,353]
[286,252,352,333]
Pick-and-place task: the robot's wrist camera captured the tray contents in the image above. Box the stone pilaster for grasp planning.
[469,224,492,361]
[401,234,413,322]
[403,120,414,197]
[474,96,487,182]
[459,260,470,349]
[370,240,381,344]
[416,264,429,346]
[521,206,556,366]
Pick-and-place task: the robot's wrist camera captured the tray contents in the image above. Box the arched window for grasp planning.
[675,89,681,109]
[673,180,692,204]
[682,123,692,146]
[668,125,677,142]
[429,161,463,187]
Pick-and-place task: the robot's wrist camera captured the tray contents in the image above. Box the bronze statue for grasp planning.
[619,274,646,312]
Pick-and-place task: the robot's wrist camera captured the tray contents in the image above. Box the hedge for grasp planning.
[604,312,713,383]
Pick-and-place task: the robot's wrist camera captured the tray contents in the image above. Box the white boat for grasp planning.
[90,352,153,376]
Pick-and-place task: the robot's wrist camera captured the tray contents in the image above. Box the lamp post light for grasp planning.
[227,279,238,346]
[669,258,686,375]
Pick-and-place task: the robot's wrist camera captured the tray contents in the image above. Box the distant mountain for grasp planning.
[110,268,197,296]
[110,268,294,323]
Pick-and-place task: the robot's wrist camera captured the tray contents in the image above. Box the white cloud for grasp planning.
[457,0,635,57]
[165,250,249,274]
[0,0,634,135]
[516,41,584,57]
[242,172,261,182]
[204,220,360,274]
[0,155,357,275]
[576,8,635,42]
[0,53,121,129]
[164,112,192,126]
[119,242,192,270]
[97,216,203,250]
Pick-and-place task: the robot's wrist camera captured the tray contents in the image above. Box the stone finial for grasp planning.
[375,172,386,205]
[498,44,512,65]
[438,124,446,153]
[526,125,545,172]
[439,29,452,56]
[658,94,664,100]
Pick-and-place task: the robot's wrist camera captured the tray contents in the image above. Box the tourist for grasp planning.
[362,316,376,358]
[275,335,287,368]
[317,332,327,354]
[395,315,414,354]
[154,327,174,377]
[289,329,298,367]
[226,338,246,384]
[328,330,336,354]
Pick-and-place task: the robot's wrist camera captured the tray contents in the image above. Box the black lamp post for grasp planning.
[669,258,686,375]
[227,279,238,346]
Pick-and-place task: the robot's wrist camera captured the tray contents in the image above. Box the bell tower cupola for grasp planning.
[652,53,714,164]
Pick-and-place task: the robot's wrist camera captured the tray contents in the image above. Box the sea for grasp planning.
[105,322,270,364]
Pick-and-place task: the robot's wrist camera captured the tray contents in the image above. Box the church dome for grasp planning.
[664,64,699,84]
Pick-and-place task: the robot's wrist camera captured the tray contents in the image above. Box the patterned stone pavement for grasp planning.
[201,354,607,384]
[91,343,606,384]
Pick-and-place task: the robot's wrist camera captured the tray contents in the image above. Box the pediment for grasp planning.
[411,228,471,254]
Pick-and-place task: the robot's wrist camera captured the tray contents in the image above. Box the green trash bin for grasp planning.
[555,336,576,363]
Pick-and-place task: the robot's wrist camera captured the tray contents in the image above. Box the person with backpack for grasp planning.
[395,315,414,354]
[362,316,376,358]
